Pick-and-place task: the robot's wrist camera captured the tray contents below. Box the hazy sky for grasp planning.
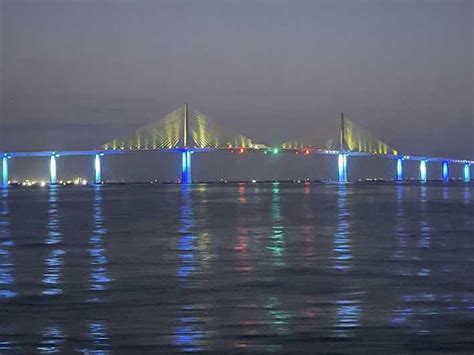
[0,0,472,180]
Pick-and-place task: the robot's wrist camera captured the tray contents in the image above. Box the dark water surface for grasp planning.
[0,183,473,353]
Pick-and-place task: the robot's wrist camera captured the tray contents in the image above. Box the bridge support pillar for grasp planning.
[396,158,403,181]
[464,163,471,182]
[94,154,102,184]
[419,160,427,182]
[338,154,347,183]
[181,151,192,184]
[2,156,9,188]
[442,161,449,182]
[50,154,58,185]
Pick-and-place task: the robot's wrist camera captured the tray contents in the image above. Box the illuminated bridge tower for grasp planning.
[419,160,427,182]
[94,153,102,184]
[101,103,257,184]
[2,155,9,188]
[396,158,404,181]
[50,153,58,184]
[338,113,348,183]
[442,161,449,182]
[181,103,192,184]
[464,163,471,182]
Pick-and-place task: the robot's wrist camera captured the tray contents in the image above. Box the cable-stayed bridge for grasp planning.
[1,103,472,186]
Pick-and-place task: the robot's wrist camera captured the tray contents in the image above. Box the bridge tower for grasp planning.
[396,158,404,181]
[50,154,58,184]
[442,161,449,182]
[94,154,102,184]
[2,155,9,188]
[464,163,471,182]
[338,112,348,182]
[419,160,427,182]
[181,103,192,184]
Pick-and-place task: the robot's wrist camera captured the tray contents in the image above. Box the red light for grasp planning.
[239,148,245,154]
[305,149,310,155]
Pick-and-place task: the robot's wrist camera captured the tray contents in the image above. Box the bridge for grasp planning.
[1,103,472,186]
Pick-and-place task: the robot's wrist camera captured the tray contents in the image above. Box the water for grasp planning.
[0,182,473,353]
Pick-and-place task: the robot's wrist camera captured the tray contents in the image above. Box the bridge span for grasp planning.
[1,104,472,186]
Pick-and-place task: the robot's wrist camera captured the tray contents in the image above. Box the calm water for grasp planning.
[0,182,473,353]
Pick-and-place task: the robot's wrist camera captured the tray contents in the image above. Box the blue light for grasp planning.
[419,160,427,182]
[2,156,8,188]
[186,151,192,183]
[464,164,471,182]
[396,158,403,181]
[181,151,192,184]
[442,161,449,182]
[50,155,57,184]
[338,154,347,183]
[94,154,101,184]
[181,151,187,174]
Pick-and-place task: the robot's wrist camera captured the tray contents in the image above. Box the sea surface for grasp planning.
[0,182,473,353]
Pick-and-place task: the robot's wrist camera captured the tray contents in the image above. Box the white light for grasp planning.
[420,160,427,181]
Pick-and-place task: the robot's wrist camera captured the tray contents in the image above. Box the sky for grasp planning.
[0,0,472,181]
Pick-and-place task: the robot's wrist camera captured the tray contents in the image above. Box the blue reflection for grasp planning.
[174,311,205,352]
[442,185,449,201]
[173,187,206,352]
[0,326,14,351]
[333,185,352,270]
[37,324,65,353]
[42,186,64,296]
[0,189,15,299]
[82,320,110,353]
[417,186,431,251]
[392,185,408,274]
[177,187,196,280]
[89,186,112,300]
[464,186,471,205]
[334,299,361,337]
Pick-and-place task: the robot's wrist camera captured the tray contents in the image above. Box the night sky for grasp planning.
[0,0,472,181]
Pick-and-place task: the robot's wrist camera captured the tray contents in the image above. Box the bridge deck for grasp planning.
[2,148,472,164]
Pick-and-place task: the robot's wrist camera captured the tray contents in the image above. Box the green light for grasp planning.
[272,147,280,155]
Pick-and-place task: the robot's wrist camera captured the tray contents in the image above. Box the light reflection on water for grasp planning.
[269,182,285,268]
[0,183,472,352]
[173,186,207,352]
[37,324,65,354]
[88,186,112,298]
[332,185,360,338]
[84,186,111,353]
[333,184,352,271]
[0,189,15,299]
[42,186,64,296]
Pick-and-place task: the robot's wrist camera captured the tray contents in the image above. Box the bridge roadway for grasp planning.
[1,147,473,186]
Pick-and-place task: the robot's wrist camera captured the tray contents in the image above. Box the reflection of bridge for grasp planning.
[1,103,472,186]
